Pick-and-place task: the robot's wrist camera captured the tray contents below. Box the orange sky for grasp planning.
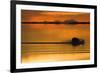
[21,10,90,22]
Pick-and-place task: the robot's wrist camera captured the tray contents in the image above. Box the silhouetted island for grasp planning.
[71,37,85,46]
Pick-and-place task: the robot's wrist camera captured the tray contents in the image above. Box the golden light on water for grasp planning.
[22,53,90,63]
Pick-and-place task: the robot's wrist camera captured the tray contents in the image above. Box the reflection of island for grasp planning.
[22,37,85,46]
[22,19,90,25]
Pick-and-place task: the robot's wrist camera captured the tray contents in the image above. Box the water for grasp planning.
[21,24,90,63]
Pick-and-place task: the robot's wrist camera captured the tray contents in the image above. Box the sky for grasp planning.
[21,10,90,22]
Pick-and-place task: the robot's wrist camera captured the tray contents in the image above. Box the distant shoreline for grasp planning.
[22,22,90,24]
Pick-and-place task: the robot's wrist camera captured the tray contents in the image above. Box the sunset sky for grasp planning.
[21,10,90,22]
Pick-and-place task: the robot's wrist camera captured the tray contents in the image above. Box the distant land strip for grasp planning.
[22,42,72,44]
[22,21,90,24]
